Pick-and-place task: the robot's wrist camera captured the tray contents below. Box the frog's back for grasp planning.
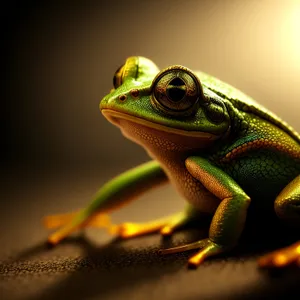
[196,71,300,208]
[196,71,300,144]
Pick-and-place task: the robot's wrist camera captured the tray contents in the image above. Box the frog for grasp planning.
[43,56,300,269]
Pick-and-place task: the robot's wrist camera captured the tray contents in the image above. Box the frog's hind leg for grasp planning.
[258,175,300,268]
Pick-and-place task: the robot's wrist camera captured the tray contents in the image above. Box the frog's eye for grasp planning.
[151,66,203,115]
[113,65,125,89]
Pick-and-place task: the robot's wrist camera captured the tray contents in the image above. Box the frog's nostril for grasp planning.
[119,95,127,101]
[130,89,139,98]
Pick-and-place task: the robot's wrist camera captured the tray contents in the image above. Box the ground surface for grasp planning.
[1,166,299,300]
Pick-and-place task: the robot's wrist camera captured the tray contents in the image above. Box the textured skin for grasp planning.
[209,112,300,206]
[45,56,300,268]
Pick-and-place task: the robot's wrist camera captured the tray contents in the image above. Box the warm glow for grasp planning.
[281,2,300,66]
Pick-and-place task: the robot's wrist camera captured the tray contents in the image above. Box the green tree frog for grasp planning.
[44,57,300,269]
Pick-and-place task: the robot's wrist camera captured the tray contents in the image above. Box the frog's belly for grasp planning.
[116,118,220,212]
[160,159,220,214]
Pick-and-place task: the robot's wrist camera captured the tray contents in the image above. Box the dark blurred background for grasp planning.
[4,0,300,171]
[1,1,300,299]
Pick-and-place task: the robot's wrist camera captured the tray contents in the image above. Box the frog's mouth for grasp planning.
[101,109,218,140]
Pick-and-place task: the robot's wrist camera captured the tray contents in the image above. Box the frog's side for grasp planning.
[207,103,300,206]
[197,70,299,202]
[44,56,300,269]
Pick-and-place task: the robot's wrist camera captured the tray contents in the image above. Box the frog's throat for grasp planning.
[101,109,219,140]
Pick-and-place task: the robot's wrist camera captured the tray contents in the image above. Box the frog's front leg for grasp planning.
[160,156,251,269]
[258,175,300,268]
[114,204,200,239]
[44,160,168,245]
[46,207,197,239]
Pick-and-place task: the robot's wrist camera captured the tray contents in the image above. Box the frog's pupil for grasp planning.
[167,77,186,102]
[169,77,184,86]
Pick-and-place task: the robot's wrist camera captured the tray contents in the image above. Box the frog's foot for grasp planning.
[43,212,81,229]
[112,210,195,239]
[43,212,112,245]
[44,207,196,244]
[258,241,300,269]
[159,238,230,269]
[43,212,111,229]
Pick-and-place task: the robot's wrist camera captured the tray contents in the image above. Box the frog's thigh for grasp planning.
[274,175,300,227]
[186,157,251,246]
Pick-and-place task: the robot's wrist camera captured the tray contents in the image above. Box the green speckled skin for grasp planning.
[208,108,300,207]
[46,56,300,268]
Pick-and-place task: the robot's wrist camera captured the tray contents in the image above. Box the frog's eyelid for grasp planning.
[151,65,202,89]
[151,66,204,98]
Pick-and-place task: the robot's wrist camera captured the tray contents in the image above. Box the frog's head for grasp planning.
[100,57,231,153]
